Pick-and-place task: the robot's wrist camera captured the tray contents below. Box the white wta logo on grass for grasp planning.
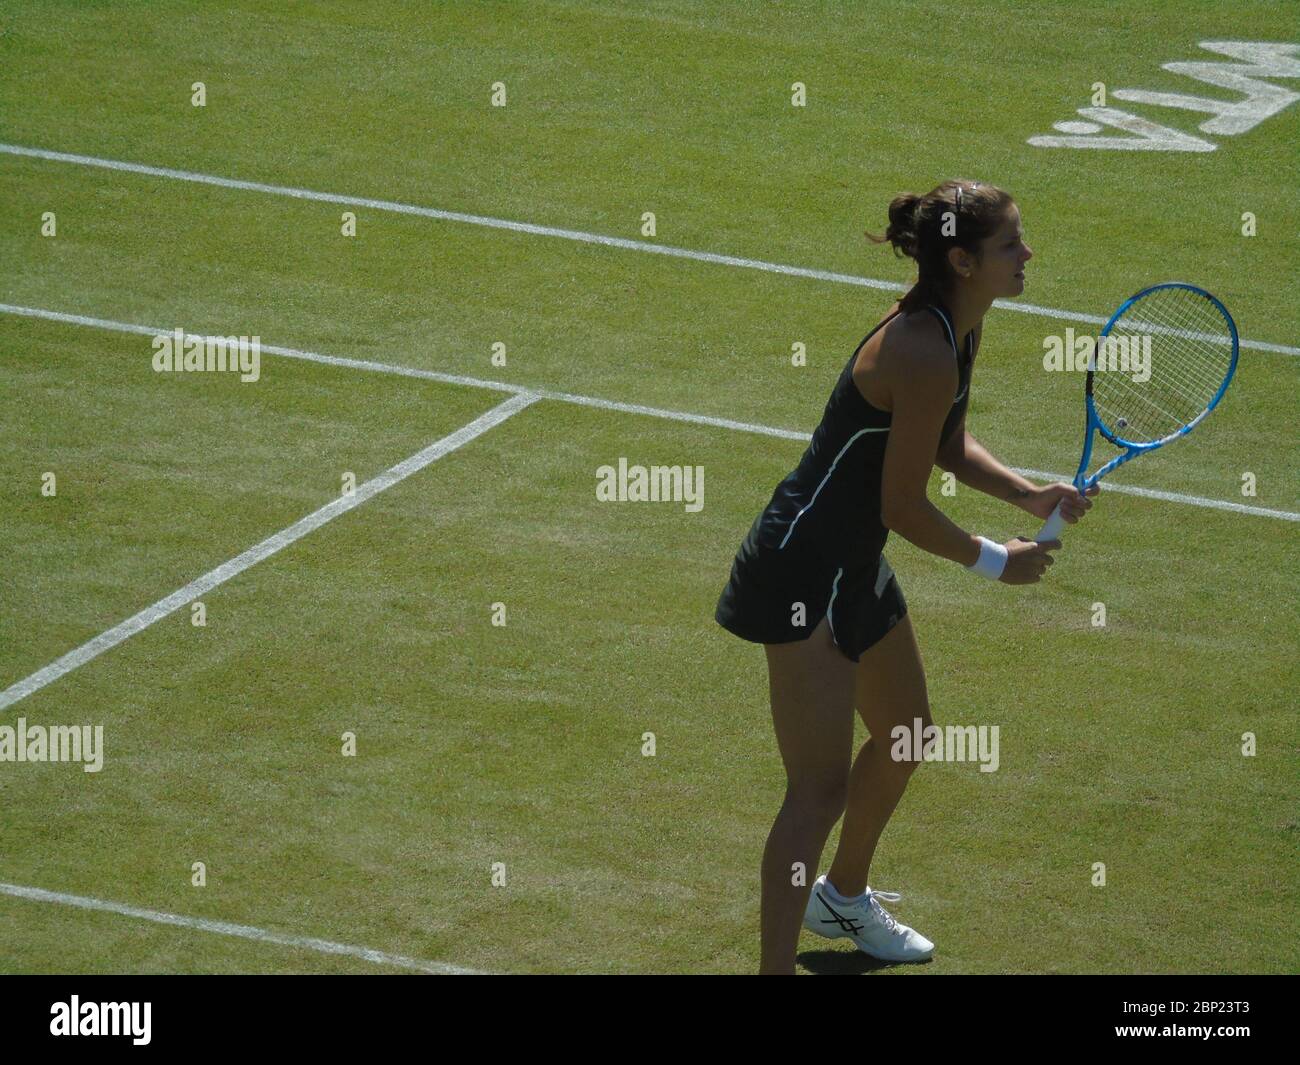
[1027,41,1300,152]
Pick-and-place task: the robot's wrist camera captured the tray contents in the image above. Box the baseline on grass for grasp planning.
[0,392,539,711]
[1037,282,1239,542]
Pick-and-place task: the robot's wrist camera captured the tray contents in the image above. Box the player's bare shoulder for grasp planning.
[854,304,954,411]
[882,307,959,397]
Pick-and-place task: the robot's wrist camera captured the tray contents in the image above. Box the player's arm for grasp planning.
[880,330,1055,582]
[879,336,984,566]
[936,417,1097,522]
[935,417,1037,504]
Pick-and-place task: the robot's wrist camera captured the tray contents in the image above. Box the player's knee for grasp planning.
[876,741,922,777]
[870,709,933,774]
[783,772,849,825]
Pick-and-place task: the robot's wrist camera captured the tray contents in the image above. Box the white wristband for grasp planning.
[965,536,1008,580]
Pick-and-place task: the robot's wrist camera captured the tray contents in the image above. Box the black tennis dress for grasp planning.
[714,298,974,663]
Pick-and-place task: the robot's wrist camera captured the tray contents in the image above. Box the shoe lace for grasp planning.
[866,889,904,934]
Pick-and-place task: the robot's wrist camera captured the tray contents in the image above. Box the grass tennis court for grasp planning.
[1,1,1296,974]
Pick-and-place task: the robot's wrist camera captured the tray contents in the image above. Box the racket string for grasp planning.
[1101,365,1212,423]
[1091,286,1234,444]
[1120,289,1231,389]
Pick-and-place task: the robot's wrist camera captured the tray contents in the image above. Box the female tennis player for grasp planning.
[715,180,1097,974]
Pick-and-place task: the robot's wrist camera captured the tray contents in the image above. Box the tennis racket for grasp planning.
[1036,281,1239,543]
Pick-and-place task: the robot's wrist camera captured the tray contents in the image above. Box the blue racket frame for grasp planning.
[1068,281,1239,492]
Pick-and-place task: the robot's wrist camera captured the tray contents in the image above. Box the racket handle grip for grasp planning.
[1036,501,1067,544]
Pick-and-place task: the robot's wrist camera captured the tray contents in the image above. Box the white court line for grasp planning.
[0,881,485,974]
[1,141,1296,357]
[3,301,1295,522]
[0,391,538,711]
[0,302,807,441]
[1011,467,1296,522]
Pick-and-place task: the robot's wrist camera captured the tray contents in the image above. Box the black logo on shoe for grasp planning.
[814,893,865,936]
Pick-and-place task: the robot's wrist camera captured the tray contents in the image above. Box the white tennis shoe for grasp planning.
[803,875,935,962]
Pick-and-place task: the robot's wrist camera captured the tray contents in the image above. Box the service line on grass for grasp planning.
[1,141,1296,357]
[0,881,486,974]
[0,391,539,711]
[4,301,1296,522]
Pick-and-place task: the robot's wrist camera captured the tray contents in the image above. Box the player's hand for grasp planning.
[1024,482,1098,522]
[999,537,1058,584]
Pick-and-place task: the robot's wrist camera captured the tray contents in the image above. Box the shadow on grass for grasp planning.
[798,948,934,974]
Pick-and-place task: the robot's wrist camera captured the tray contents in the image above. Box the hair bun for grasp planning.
[883,193,921,259]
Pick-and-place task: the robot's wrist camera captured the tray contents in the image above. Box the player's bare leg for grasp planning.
[825,614,931,896]
[759,616,856,974]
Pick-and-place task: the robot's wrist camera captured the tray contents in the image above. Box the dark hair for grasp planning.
[867,180,1015,313]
